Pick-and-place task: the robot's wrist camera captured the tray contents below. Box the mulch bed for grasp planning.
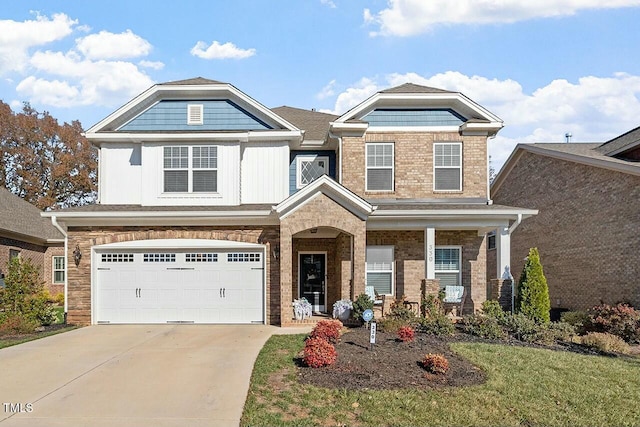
[298,327,487,390]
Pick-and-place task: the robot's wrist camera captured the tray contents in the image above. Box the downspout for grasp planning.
[507,213,522,313]
[50,216,68,317]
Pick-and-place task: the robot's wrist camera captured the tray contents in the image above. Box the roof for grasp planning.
[0,188,63,242]
[48,204,273,213]
[379,83,454,94]
[271,106,338,141]
[596,125,640,156]
[492,142,640,194]
[159,77,226,86]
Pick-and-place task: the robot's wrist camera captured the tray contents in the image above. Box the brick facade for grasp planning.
[0,236,64,295]
[65,226,280,325]
[492,151,640,310]
[341,131,488,199]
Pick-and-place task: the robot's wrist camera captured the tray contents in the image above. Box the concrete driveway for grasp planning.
[0,324,292,427]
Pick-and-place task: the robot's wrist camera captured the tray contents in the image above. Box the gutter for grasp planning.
[50,216,68,316]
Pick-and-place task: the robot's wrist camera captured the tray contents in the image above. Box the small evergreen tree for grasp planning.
[516,248,551,323]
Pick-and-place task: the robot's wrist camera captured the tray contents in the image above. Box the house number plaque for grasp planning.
[369,321,377,350]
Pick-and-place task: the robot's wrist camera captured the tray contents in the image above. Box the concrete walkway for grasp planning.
[0,324,310,427]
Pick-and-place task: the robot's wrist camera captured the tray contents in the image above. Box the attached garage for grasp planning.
[92,239,265,324]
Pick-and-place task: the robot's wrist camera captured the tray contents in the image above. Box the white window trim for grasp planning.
[433,142,463,192]
[163,145,218,194]
[365,142,394,192]
[365,245,395,296]
[53,256,65,284]
[296,155,329,189]
[434,245,462,289]
[187,104,204,125]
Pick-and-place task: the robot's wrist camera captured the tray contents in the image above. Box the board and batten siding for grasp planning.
[362,108,466,127]
[99,143,142,204]
[241,142,289,203]
[119,100,273,131]
[139,142,241,206]
[288,150,337,195]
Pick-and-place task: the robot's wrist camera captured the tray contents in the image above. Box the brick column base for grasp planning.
[421,278,441,315]
[490,279,514,312]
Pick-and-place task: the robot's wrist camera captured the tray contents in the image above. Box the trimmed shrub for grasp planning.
[516,248,551,324]
[351,293,374,322]
[482,300,507,322]
[560,310,590,335]
[417,314,455,336]
[421,294,444,318]
[397,325,415,342]
[309,319,343,344]
[387,298,416,321]
[587,303,640,343]
[378,317,412,333]
[503,313,542,343]
[0,313,38,336]
[24,293,57,326]
[303,337,337,368]
[54,292,65,306]
[462,314,506,340]
[421,353,449,375]
[547,321,577,342]
[581,332,631,355]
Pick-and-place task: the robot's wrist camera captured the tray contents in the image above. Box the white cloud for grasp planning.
[320,0,337,8]
[139,60,165,70]
[190,41,256,60]
[366,0,640,36]
[326,72,640,172]
[18,50,154,107]
[76,29,152,60]
[0,12,77,74]
[316,79,337,100]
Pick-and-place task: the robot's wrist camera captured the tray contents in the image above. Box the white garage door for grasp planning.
[95,248,264,324]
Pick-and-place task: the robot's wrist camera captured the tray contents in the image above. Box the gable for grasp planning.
[362,108,466,127]
[119,100,273,132]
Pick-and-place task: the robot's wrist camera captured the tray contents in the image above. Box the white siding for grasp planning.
[100,144,142,204]
[140,142,241,206]
[241,142,289,204]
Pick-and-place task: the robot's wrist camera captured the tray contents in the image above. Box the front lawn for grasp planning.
[0,324,77,349]
[241,333,640,427]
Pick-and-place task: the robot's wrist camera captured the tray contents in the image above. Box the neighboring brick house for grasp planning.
[42,77,535,326]
[490,127,640,312]
[0,187,65,295]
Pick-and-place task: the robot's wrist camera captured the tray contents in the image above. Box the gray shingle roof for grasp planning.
[379,83,454,94]
[529,143,640,169]
[596,126,640,155]
[159,77,226,86]
[53,204,273,213]
[0,188,63,241]
[271,106,338,141]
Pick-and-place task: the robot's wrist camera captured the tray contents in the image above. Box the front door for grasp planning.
[299,253,326,313]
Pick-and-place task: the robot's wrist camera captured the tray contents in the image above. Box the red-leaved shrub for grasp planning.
[397,325,415,342]
[309,319,343,344]
[421,353,449,374]
[587,303,640,343]
[303,337,337,368]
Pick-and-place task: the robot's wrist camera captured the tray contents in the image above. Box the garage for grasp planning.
[93,239,265,324]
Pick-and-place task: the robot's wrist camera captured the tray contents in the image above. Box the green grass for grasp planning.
[0,325,77,349]
[241,334,640,427]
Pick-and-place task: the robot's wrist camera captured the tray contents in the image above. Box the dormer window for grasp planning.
[296,155,329,189]
[187,104,203,125]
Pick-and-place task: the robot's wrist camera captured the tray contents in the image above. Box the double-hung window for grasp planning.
[296,155,329,189]
[163,146,217,193]
[53,256,65,283]
[434,142,462,191]
[434,246,461,289]
[366,143,394,191]
[366,246,394,296]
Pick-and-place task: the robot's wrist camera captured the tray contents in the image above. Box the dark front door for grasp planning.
[299,253,326,313]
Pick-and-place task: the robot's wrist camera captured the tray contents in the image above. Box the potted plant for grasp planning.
[332,299,353,321]
[293,297,312,320]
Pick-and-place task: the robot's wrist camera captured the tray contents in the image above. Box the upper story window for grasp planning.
[296,155,329,189]
[366,142,394,191]
[187,104,204,125]
[434,142,462,191]
[163,146,217,193]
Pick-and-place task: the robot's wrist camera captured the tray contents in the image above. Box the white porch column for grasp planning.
[496,227,512,279]
[425,227,435,279]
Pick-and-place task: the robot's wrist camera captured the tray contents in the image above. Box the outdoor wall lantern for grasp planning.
[73,244,82,267]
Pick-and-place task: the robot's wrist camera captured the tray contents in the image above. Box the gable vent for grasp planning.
[187,104,204,125]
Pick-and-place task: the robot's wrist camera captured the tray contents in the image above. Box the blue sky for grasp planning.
[2,0,640,170]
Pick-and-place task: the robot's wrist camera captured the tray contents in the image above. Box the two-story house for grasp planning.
[43,77,535,326]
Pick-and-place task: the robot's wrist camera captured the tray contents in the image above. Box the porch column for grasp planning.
[279,227,293,325]
[351,223,366,300]
[495,226,511,280]
[424,227,435,279]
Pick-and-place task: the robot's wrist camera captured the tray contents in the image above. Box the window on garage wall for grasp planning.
[53,256,65,283]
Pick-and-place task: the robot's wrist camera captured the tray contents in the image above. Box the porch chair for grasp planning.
[442,285,465,317]
[365,285,385,317]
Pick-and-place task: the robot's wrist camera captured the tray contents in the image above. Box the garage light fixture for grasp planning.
[73,244,82,267]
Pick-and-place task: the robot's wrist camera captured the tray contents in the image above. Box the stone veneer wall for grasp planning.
[492,151,640,310]
[341,131,488,200]
[65,226,280,326]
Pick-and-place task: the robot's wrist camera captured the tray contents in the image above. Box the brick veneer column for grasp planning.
[279,227,294,326]
[490,278,514,312]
